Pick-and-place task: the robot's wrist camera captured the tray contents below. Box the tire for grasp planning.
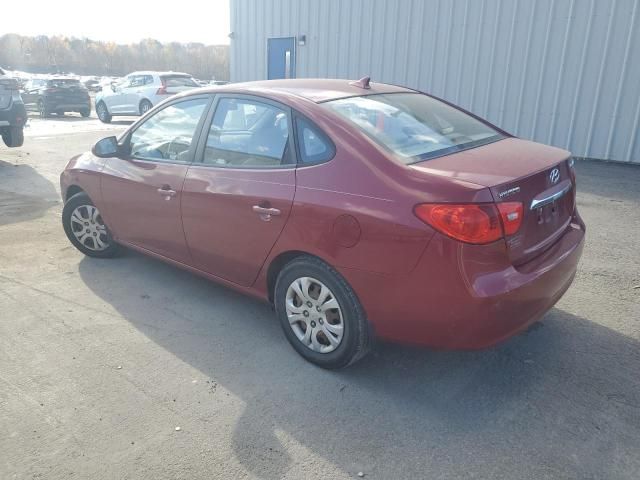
[1,126,24,148]
[274,255,372,369]
[139,99,152,116]
[38,100,50,118]
[96,102,112,123]
[62,192,119,258]
[80,108,91,118]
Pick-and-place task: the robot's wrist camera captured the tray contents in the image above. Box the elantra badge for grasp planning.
[550,168,560,184]
[498,186,520,199]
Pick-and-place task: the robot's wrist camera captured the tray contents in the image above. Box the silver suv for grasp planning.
[95,71,199,123]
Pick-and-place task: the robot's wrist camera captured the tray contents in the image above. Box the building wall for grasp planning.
[230,0,640,163]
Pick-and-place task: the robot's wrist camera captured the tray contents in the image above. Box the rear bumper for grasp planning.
[44,98,90,111]
[0,101,27,127]
[341,210,586,349]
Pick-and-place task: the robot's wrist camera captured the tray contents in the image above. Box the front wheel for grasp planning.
[274,256,372,369]
[1,126,24,147]
[62,192,119,258]
[96,102,112,123]
[80,108,91,118]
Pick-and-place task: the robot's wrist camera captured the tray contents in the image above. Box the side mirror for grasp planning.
[111,83,118,92]
[92,136,119,158]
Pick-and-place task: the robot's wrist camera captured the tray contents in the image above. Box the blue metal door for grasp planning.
[267,37,296,80]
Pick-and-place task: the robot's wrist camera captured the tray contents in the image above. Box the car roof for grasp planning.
[197,78,416,103]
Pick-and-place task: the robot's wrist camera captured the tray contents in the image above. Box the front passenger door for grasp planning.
[100,96,211,263]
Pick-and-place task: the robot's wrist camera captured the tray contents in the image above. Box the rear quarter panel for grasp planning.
[255,100,495,294]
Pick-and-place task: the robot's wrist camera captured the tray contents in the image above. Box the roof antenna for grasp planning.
[349,76,371,89]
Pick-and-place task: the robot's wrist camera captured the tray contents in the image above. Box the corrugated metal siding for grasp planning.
[231,0,640,163]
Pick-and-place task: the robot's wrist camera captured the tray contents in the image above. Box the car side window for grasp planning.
[144,75,154,85]
[128,76,144,88]
[295,116,336,164]
[202,97,291,168]
[129,98,209,163]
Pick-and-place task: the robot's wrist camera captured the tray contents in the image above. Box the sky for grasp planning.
[2,0,230,45]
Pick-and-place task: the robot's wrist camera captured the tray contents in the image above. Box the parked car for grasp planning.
[82,77,102,92]
[22,77,91,117]
[94,71,199,123]
[60,78,585,369]
[0,67,26,147]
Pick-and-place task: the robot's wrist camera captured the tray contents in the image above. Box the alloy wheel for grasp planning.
[97,104,107,121]
[285,276,344,353]
[69,204,110,251]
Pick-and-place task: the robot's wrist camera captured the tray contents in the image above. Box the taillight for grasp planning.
[414,202,523,245]
[414,204,502,244]
[496,202,523,236]
[156,86,168,95]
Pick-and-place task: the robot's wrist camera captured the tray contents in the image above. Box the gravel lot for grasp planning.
[1,114,639,479]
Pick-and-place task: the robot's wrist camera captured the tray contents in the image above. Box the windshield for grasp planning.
[324,93,504,163]
[47,78,82,88]
[161,75,198,87]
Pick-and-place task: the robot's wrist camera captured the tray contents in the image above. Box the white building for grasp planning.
[230,0,640,163]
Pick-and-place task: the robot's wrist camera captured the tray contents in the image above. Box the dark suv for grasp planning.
[22,77,91,118]
[0,67,26,147]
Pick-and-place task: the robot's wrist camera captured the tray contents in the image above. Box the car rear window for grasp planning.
[47,79,82,88]
[161,75,199,87]
[323,93,504,163]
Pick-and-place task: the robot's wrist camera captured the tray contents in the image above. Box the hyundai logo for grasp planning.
[549,168,560,184]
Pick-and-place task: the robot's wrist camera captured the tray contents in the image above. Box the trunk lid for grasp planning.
[46,80,88,101]
[411,138,576,264]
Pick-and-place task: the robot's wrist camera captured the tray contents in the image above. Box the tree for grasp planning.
[0,34,229,79]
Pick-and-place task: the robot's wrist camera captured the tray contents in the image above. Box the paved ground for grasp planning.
[1,116,639,479]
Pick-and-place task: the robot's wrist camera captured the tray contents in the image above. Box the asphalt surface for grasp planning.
[1,114,639,479]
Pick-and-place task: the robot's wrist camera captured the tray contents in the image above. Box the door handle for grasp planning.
[157,186,177,198]
[252,205,281,220]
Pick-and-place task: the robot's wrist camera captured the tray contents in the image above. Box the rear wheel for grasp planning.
[96,102,112,123]
[274,256,372,369]
[139,99,152,115]
[80,108,91,118]
[1,126,24,147]
[62,192,119,258]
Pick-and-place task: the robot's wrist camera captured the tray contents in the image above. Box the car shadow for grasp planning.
[26,112,93,122]
[77,251,640,479]
[0,160,58,226]
[109,119,136,126]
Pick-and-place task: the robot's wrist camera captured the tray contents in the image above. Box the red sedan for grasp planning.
[60,78,585,368]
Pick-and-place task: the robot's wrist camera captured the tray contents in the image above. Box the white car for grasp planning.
[95,71,199,123]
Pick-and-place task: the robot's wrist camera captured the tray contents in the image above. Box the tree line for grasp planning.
[0,34,229,80]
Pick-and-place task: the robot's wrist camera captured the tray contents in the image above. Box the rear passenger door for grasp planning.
[181,95,296,286]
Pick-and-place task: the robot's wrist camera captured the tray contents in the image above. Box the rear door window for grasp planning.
[294,116,335,164]
[201,97,291,168]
